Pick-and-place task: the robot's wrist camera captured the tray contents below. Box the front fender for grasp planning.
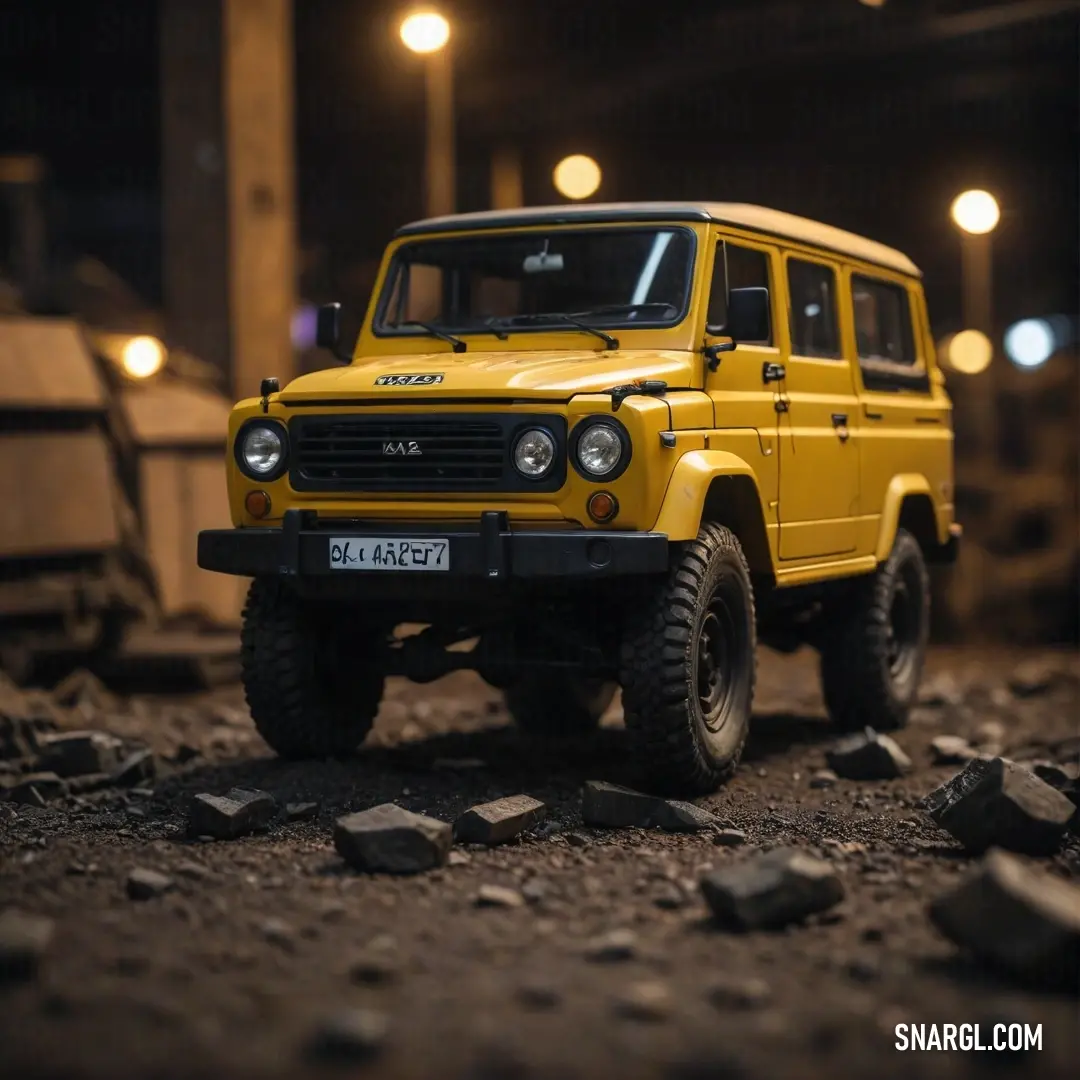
[652,450,763,541]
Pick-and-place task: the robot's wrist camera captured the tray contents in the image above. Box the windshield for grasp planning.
[373,226,696,338]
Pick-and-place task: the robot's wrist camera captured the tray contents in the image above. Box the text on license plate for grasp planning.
[329,537,449,571]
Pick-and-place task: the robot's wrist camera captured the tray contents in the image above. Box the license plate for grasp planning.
[329,537,450,571]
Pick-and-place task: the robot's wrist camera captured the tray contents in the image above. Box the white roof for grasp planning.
[396,201,921,278]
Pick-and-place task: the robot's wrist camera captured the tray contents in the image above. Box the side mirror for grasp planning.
[316,302,352,363]
[727,286,770,343]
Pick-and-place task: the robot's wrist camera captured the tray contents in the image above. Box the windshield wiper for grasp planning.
[398,321,467,353]
[495,313,619,350]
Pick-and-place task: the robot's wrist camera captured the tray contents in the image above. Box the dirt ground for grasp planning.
[2,645,1078,1080]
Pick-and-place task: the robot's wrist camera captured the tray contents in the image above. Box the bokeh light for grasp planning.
[553,155,601,200]
[121,335,166,379]
[399,11,450,53]
[943,329,993,375]
[1004,318,1054,370]
[950,190,1000,235]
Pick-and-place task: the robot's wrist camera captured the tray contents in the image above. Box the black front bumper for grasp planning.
[197,510,670,580]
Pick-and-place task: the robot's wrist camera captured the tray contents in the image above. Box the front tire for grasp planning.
[240,578,386,759]
[819,528,930,732]
[505,674,616,736]
[619,523,756,795]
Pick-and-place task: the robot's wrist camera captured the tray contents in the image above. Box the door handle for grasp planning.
[832,413,850,442]
[762,362,786,384]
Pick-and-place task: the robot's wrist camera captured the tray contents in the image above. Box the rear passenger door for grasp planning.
[776,255,861,560]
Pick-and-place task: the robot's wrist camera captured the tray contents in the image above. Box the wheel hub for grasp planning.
[695,600,739,732]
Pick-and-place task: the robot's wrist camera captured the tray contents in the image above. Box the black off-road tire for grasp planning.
[505,674,617,736]
[240,578,385,759]
[819,528,930,733]
[619,523,756,795]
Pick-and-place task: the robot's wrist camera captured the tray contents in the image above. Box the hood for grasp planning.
[278,349,697,401]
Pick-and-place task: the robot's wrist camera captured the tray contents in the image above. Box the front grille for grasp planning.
[289,413,567,493]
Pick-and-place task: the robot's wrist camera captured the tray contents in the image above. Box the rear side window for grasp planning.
[707,240,772,344]
[851,275,916,366]
[787,258,841,358]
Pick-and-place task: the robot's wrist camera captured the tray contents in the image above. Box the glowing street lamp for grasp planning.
[950,190,1000,235]
[942,329,993,375]
[553,155,601,200]
[400,10,454,218]
[1003,318,1055,370]
[121,335,165,379]
[950,188,999,337]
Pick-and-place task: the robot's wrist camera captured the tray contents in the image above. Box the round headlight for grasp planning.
[576,423,623,476]
[241,425,284,476]
[513,428,556,478]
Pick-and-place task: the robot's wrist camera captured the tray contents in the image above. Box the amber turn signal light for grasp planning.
[245,490,271,519]
[587,491,618,523]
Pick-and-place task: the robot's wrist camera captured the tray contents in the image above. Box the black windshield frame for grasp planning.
[371,226,698,340]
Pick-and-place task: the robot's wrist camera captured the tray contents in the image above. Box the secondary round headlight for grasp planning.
[513,428,556,478]
[576,423,623,476]
[240,425,284,476]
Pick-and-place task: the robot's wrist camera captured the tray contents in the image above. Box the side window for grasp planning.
[707,240,772,344]
[851,275,916,366]
[787,258,840,358]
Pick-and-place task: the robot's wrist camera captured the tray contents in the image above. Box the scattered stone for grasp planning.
[930,735,977,766]
[284,801,320,823]
[713,828,747,847]
[454,794,546,845]
[111,749,156,788]
[349,952,400,986]
[476,884,526,909]
[520,878,548,905]
[258,918,294,949]
[581,780,718,832]
[0,803,15,823]
[809,769,838,789]
[173,744,200,765]
[305,1007,388,1063]
[918,674,964,707]
[50,669,113,710]
[1008,663,1056,698]
[972,720,1006,748]
[652,881,686,910]
[929,850,1080,991]
[921,757,1076,855]
[700,847,845,931]
[565,831,591,848]
[705,974,772,1010]
[333,803,451,874]
[826,727,912,781]
[66,773,113,795]
[515,979,561,1010]
[36,731,124,778]
[447,850,471,867]
[611,980,671,1022]
[584,928,637,962]
[126,868,175,901]
[187,787,277,840]
[173,860,211,881]
[3,772,65,805]
[0,909,54,981]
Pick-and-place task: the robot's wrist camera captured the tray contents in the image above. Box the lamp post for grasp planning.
[400,11,454,219]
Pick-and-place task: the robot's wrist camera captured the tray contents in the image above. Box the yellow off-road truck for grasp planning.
[198,202,959,794]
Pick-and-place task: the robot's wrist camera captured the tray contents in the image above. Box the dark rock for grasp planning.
[173,744,200,765]
[826,727,912,780]
[705,974,772,1009]
[333,803,451,874]
[187,787,277,840]
[1032,763,1080,810]
[66,773,113,795]
[476,884,525,908]
[584,928,637,962]
[111,749,156,787]
[349,952,400,986]
[713,828,747,847]
[700,847,845,930]
[126,868,175,900]
[50,669,113,710]
[1007,662,1056,698]
[0,909,54,981]
[0,712,57,761]
[520,878,548,905]
[284,801,320,822]
[652,881,686,910]
[3,772,66,805]
[809,769,838,789]
[36,731,123,778]
[454,794,546,844]
[515,979,561,1010]
[305,1008,388,1063]
[929,850,1080,991]
[930,735,977,766]
[581,780,719,832]
[921,757,1076,855]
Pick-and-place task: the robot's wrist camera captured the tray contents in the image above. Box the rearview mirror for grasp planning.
[316,302,341,349]
[523,251,564,273]
[727,287,770,343]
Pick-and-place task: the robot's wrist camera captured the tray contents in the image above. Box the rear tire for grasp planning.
[240,578,385,759]
[619,523,756,795]
[505,674,616,736]
[819,528,929,732]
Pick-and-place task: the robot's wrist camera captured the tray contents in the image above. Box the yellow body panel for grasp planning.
[224,207,954,588]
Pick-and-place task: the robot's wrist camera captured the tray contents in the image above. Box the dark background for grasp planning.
[1,0,1077,336]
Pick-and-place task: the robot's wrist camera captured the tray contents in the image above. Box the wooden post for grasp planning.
[424,48,455,218]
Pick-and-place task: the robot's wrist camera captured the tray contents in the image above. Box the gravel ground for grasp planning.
[1,645,1078,1080]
